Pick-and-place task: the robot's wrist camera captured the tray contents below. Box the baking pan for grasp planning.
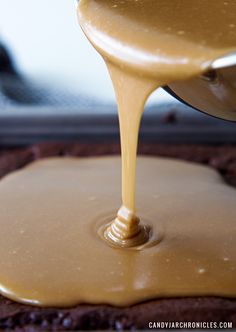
[0,103,236,146]
[0,43,236,146]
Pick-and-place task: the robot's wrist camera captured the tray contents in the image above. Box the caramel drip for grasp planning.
[104,206,149,247]
[104,64,160,247]
[78,0,236,247]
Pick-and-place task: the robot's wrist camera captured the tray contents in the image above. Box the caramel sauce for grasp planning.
[0,157,235,306]
[78,0,236,247]
[0,0,236,307]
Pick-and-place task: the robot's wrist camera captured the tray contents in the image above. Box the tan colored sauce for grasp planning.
[104,65,158,247]
[0,157,236,306]
[78,0,236,247]
[0,0,236,307]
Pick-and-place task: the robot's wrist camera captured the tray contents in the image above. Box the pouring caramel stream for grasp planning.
[78,0,236,247]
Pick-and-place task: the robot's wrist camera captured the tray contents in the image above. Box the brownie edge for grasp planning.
[0,142,236,331]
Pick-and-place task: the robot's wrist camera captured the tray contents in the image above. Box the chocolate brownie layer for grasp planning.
[0,142,236,331]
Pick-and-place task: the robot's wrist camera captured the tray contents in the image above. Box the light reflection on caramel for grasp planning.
[79,0,236,247]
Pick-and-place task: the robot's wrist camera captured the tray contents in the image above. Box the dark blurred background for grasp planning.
[0,0,235,146]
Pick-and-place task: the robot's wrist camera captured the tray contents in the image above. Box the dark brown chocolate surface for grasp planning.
[0,142,236,331]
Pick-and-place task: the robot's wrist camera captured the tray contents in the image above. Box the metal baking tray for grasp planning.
[0,102,236,146]
[0,48,236,147]
[0,37,236,147]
